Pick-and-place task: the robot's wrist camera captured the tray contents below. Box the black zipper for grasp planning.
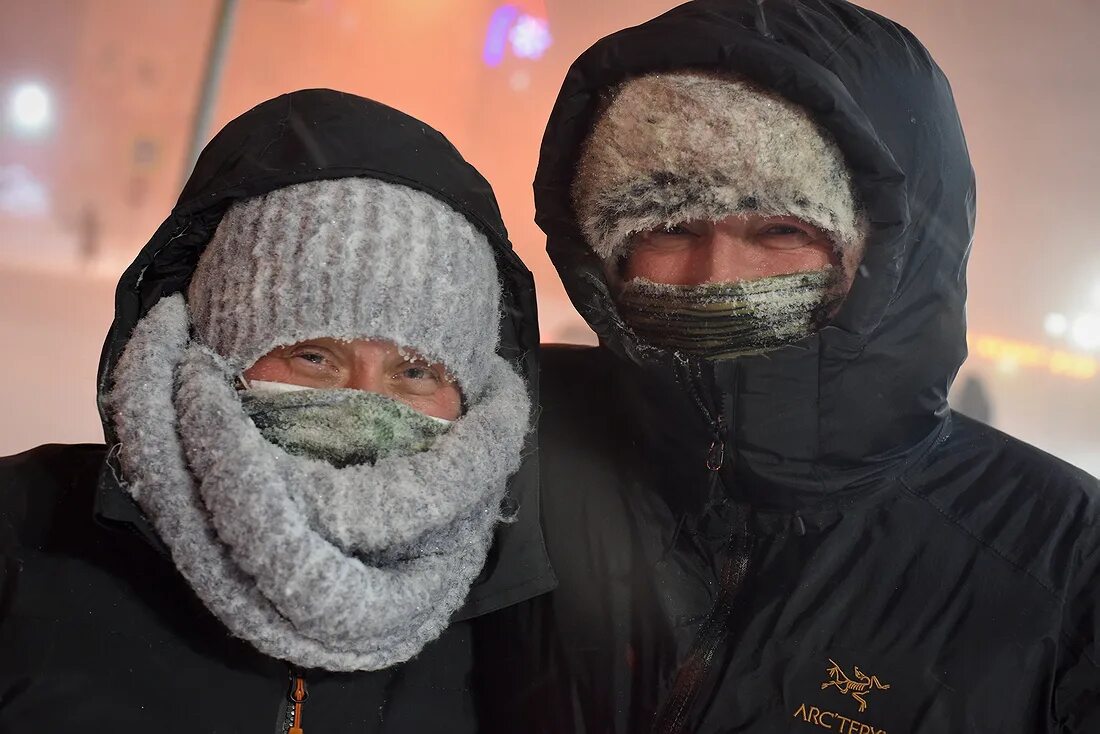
[653,362,748,733]
[278,668,309,734]
[653,379,748,734]
[651,512,753,734]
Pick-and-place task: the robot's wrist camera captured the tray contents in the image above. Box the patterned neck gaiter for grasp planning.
[240,388,452,468]
[617,268,841,360]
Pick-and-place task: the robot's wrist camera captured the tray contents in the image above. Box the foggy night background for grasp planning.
[1,0,1098,476]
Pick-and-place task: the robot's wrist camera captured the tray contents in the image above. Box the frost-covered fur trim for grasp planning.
[187,178,501,397]
[107,295,529,671]
[572,72,865,266]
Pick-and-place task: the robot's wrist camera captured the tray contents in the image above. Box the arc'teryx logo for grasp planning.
[820,659,891,713]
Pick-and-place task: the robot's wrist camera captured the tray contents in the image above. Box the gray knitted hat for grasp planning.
[572,71,865,267]
[187,177,500,397]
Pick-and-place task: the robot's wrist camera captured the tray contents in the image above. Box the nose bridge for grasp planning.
[700,229,750,283]
[345,342,390,394]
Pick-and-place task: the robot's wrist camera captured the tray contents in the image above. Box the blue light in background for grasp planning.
[483,4,552,67]
[483,5,521,67]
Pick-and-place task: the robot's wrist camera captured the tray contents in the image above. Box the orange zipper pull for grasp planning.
[288,670,308,734]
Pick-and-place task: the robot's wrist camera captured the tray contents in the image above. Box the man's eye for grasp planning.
[631,222,700,246]
[761,224,806,237]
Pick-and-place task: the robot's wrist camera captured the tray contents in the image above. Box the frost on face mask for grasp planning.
[240,387,452,468]
[617,268,841,359]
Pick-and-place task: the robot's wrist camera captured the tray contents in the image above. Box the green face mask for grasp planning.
[240,387,452,468]
[616,268,841,360]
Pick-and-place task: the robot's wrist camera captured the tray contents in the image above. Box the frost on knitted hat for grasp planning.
[572,71,865,266]
[187,178,501,398]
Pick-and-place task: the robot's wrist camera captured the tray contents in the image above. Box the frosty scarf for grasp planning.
[106,294,530,671]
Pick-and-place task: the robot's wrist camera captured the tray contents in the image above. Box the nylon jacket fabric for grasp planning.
[0,89,554,733]
[517,2,1100,732]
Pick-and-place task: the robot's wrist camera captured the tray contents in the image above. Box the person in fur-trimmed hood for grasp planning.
[0,89,554,733]
[486,1,1100,732]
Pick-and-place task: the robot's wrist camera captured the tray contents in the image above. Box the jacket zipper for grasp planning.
[705,413,726,472]
[279,668,308,734]
[653,389,748,734]
[653,362,746,732]
[652,518,753,734]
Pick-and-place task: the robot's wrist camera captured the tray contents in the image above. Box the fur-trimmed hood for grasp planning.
[95,88,555,621]
[535,0,976,503]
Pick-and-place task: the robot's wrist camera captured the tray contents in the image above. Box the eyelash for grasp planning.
[762,225,807,237]
[642,225,808,240]
[401,364,443,382]
[294,351,327,365]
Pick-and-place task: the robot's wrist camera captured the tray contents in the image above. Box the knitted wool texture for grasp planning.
[572,71,865,268]
[188,177,500,397]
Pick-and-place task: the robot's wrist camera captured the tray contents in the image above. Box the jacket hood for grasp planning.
[95,88,554,620]
[534,0,976,502]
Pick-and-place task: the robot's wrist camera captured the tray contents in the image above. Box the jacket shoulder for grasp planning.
[0,443,106,551]
[540,345,615,407]
[538,345,621,450]
[903,413,1099,596]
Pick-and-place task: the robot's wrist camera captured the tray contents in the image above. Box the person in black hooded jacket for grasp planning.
[501,1,1100,732]
[0,89,555,733]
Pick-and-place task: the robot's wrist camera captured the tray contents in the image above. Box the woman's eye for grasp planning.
[396,363,450,396]
[400,364,439,382]
[293,352,328,366]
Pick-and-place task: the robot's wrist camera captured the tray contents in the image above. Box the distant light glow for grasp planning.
[1071,314,1100,351]
[509,69,531,92]
[483,5,552,67]
[8,83,52,134]
[509,14,552,59]
[995,357,1020,376]
[0,164,50,217]
[1044,312,1069,337]
[970,333,1098,380]
[483,5,521,67]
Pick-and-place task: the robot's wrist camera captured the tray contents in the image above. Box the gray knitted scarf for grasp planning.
[107,294,530,671]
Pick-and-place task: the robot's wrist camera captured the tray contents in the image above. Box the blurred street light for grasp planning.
[8,83,52,136]
[1071,314,1100,351]
[509,14,552,60]
[1044,312,1069,338]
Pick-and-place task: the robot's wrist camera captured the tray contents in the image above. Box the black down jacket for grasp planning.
[0,89,555,733]
[506,1,1100,732]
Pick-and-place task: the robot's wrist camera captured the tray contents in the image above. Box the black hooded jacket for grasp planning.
[517,1,1100,732]
[0,89,554,733]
